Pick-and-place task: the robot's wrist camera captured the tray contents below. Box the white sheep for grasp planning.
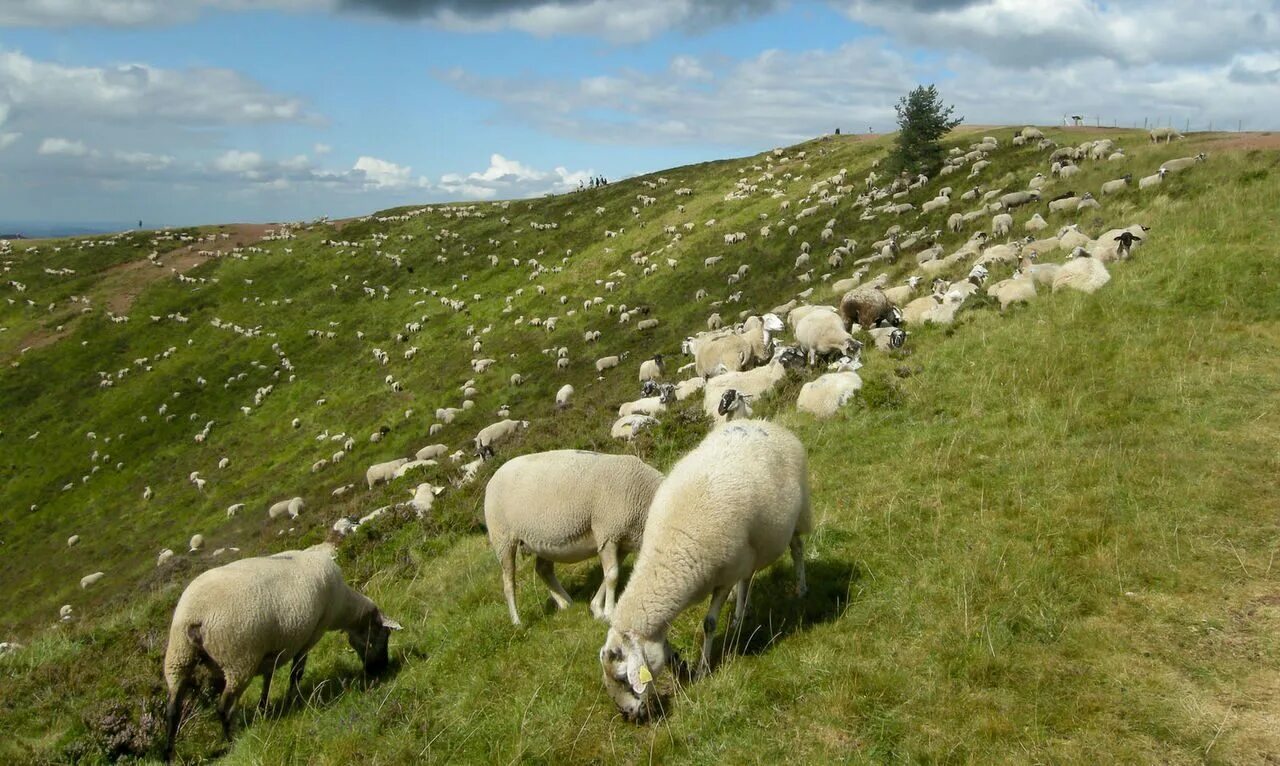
[555,384,574,410]
[701,347,807,421]
[599,419,810,720]
[407,483,444,517]
[794,308,860,365]
[638,355,665,382]
[414,443,448,461]
[1138,168,1168,189]
[366,459,409,490]
[484,450,664,625]
[611,414,657,441]
[474,419,529,458]
[162,544,401,758]
[267,496,305,519]
[1052,249,1111,294]
[80,572,105,589]
[796,371,863,417]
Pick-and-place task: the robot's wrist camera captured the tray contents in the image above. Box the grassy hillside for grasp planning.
[1,127,1278,763]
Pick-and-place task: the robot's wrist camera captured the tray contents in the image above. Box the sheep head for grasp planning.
[599,630,669,723]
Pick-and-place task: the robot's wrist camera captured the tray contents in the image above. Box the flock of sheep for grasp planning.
[5,124,1207,757]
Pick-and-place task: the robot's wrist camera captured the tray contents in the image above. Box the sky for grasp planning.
[0,0,1277,229]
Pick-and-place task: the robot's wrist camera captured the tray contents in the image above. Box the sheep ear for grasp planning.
[433,485,445,496]
[626,653,652,695]
[381,616,404,630]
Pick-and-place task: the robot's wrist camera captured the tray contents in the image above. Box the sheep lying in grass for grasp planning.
[987,274,1037,311]
[619,385,676,417]
[484,450,663,625]
[599,419,810,721]
[163,544,400,759]
[611,414,658,440]
[702,346,807,421]
[797,370,863,417]
[1053,248,1111,294]
[692,314,783,377]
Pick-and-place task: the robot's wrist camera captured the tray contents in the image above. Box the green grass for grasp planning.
[1,128,1278,763]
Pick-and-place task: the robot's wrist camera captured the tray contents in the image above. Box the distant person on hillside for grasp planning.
[138,220,143,228]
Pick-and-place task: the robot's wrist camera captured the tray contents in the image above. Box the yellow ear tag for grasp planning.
[637,666,653,684]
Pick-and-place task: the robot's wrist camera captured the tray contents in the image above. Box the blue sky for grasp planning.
[0,0,1276,228]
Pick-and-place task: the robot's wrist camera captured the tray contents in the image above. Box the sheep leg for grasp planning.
[535,557,573,611]
[730,578,752,631]
[592,541,620,620]
[790,534,808,598]
[698,586,732,678]
[215,676,249,742]
[288,654,308,702]
[499,543,521,626]
[164,676,192,761]
[257,669,273,711]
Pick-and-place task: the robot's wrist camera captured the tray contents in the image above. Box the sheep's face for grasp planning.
[349,611,402,675]
[599,630,668,723]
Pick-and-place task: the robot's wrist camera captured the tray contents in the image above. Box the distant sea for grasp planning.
[0,221,139,239]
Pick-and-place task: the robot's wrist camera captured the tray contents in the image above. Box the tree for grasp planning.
[889,84,963,176]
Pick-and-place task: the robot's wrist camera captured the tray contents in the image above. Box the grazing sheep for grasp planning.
[226,503,245,518]
[794,308,860,365]
[407,483,444,517]
[611,414,658,441]
[484,451,663,625]
[555,384,574,410]
[882,276,922,306]
[638,355,665,382]
[839,286,900,330]
[702,347,807,421]
[189,535,205,553]
[797,371,863,417]
[599,419,810,721]
[162,544,400,758]
[67,535,80,547]
[80,572,105,589]
[868,326,907,352]
[1149,126,1183,143]
[158,549,175,567]
[987,274,1037,311]
[992,213,1013,237]
[474,419,529,459]
[1161,153,1207,173]
[693,314,783,377]
[366,459,410,490]
[673,377,706,401]
[268,496,305,520]
[415,444,448,461]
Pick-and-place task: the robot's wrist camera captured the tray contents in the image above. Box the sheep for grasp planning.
[868,326,907,351]
[1053,248,1111,294]
[693,314,783,377]
[619,385,676,418]
[1048,195,1080,214]
[474,419,529,459]
[715,389,753,421]
[226,503,245,518]
[1161,153,1207,173]
[189,534,205,553]
[1149,126,1183,143]
[1076,192,1101,212]
[596,355,624,373]
[797,370,863,417]
[839,286,900,330]
[67,534,80,547]
[599,419,809,720]
[162,544,401,758]
[555,384,574,410]
[1137,168,1167,190]
[794,308,861,365]
[484,451,663,626]
[158,549,175,567]
[987,274,1038,311]
[268,496,305,519]
[1024,213,1048,232]
[80,572,105,589]
[707,313,723,330]
[702,346,807,420]
[992,213,1013,237]
[882,276,922,306]
[611,414,658,441]
[366,459,409,490]
[1101,175,1131,195]
[638,355,665,382]
[998,190,1040,209]
[673,376,705,401]
[407,483,444,517]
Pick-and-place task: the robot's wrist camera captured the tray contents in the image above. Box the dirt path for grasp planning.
[3,223,274,362]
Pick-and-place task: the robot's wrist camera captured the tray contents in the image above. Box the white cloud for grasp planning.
[0,49,312,129]
[0,133,19,150]
[212,150,263,174]
[670,54,711,81]
[38,137,89,156]
[313,142,332,155]
[437,153,592,200]
[113,150,174,169]
[353,155,427,189]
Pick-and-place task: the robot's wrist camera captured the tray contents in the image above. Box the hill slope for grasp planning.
[2,127,1279,763]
